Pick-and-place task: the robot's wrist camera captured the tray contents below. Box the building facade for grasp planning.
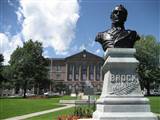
[49,50,104,94]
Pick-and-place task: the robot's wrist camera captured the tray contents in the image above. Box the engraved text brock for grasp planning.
[109,74,139,95]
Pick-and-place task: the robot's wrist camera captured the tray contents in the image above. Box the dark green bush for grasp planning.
[74,104,96,118]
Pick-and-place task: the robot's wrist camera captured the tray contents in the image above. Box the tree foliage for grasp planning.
[54,82,69,95]
[134,35,160,95]
[0,54,4,84]
[9,40,49,98]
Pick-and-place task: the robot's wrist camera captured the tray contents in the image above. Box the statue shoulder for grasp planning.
[125,29,137,35]
[95,29,112,41]
[106,27,119,34]
[100,27,119,39]
[126,29,140,40]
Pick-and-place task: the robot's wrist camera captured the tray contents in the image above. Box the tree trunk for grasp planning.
[0,87,3,96]
[37,83,40,95]
[23,81,27,98]
[146,78,150,96]
[23,87,27,98]
[34,84,38,95]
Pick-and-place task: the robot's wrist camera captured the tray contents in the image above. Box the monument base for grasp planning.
[92,48,158,120]
[93,112,157,120]
[93,96,157,120]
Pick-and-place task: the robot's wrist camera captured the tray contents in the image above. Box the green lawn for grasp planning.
[26,96,160,120]
[26,107,75,120]
[0,96,159,120]
[0,96,76,119]
[148,96,160,114]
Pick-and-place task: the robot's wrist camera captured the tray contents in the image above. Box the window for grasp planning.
[69,85,72,89]
[82,74,86,80]
[96,74,100,81]
[81,64,87,81]
[56,73,61,80]
[68,64,73,73]
[55,65,61,71]
[83,53,86,58]
[68,64,73,81]
[75,65,79,81]
[68,74,72,80]
[90,74,94,80]
[75,74,79,80]
[96,65,100,81]
[89,64,94,80]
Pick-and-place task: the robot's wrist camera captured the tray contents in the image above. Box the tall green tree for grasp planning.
[134,35,160,95]
[10,40,49,98]
[54,82,68,95]
[1,66,14,91]
[0,53,4,95]
[0,54,4,85]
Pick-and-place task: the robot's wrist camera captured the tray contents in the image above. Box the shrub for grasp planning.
[57,104,95,119]
[57,115,80,120]
[73,105,95,118]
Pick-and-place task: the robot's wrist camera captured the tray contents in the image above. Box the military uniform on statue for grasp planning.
[92,5,158,120]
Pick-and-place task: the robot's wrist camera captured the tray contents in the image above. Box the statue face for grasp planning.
[110,5,128,23]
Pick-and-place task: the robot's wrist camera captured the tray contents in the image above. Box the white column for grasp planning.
[87,65,89,81]
[100,66,103,81]
[79,65,81,81]
[72,65,75,81]
[50,59,53,80]
[94,64,96,81]
[65,63,68,81]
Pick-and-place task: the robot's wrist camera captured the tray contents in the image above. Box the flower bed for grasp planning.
[57,105,94,120]
[57,115,80,120]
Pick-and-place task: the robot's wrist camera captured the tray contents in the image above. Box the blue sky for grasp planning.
[0,0,160,64]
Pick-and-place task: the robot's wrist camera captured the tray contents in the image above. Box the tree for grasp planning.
[0,54,4,84]
[54,82,68,95]
[1,65,14,87]
[134,35,160,95]
[10,40,49,98]
[0,54,4,95]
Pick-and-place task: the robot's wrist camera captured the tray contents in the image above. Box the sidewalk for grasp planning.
[5,104,75,120]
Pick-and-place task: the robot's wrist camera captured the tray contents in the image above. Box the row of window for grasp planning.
[53,64,102,81]
[68,64,101,81]
[68,64,101,73]
[54,64,101,73]
[68,73,100,81]
[55,72,100,81]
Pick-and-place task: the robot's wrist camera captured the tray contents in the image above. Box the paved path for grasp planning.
[5,104,75,120]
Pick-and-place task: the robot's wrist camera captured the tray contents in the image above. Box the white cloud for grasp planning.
[0,33,23,65]
[79,44,86,51]
[42,50,49,58]
[72,45,78,52]
[8,0,14,7]
[18,0,80,54]
[16,7,23,24]
[95,48,101,54]
[1,0,79,64]
[89,40,95,47]
[55,50,69,56]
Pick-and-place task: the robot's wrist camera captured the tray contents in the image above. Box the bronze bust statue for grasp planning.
[95,5,140,51]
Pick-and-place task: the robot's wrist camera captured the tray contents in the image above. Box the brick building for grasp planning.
[49,50,104,94]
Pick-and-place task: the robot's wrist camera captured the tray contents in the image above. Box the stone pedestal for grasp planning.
[92,48,157,120]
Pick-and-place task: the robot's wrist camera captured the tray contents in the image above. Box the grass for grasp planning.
[26,107,75,120]
[148,96,160,114]
[0,96,76,119]
[1,96,159,120]
[26,96,160,120]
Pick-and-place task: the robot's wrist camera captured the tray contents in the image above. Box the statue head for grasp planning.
[110,4,128,24]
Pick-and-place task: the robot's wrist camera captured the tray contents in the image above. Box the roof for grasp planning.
[48,50,104,62]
